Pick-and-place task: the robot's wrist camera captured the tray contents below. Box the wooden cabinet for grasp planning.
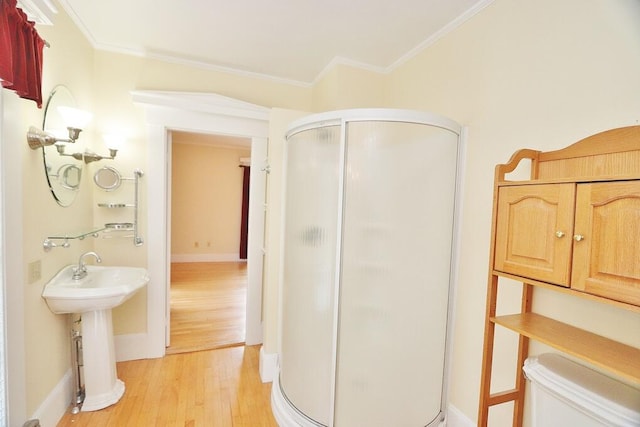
[571,181,640,306]
[494,183,575,286]
[494,180,640,305]
[478,127,640,427]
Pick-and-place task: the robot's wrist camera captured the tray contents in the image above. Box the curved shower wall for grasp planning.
[273,109,462,427]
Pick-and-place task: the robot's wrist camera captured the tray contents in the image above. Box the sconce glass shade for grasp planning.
[28,106,93,150]
[103,134,125,151]
[57,106,93,129]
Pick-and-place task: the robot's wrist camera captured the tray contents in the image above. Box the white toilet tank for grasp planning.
[523,353,640,427]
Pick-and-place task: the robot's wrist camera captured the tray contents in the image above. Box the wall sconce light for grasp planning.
[27,106,93,149]
[55,133,124,164]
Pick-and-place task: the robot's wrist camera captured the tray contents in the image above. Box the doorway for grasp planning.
[132,90,270,359]
[167,131,252,354]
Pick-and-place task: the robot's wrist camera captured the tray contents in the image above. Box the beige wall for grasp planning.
[89,58,387,339]
[387,0,640,424]
[311,63,388,111]
[9,3,97,418]
[8,1,312,421]
[91,51,313,142]
[7,0,640,424]
[171,135,251,259]
[262,108,308,356]
[84,32,318,340]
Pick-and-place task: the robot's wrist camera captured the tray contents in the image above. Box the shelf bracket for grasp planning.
[43,238,70,251]
[133,169,144,246]
[42,231,101,252]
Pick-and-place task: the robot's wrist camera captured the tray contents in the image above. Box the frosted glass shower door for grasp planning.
[334,121,459,426]
[279,125,341,426]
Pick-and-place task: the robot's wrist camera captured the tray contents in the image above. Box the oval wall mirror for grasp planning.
[93,166,122,191]
[42,85,84,206]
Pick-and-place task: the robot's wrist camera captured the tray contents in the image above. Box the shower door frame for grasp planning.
[276,108,466,427]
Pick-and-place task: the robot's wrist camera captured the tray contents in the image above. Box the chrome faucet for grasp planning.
[72,251,102,280]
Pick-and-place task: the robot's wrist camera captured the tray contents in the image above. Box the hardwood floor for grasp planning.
[56,262,275,426]
[168,262,247,354]
[56,345,278,426]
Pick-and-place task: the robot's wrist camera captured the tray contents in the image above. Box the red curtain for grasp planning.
[0,0,45,107]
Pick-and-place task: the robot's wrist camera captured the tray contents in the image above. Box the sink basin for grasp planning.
[42,265,149,314]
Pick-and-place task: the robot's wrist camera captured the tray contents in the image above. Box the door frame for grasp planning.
[131,90,270,357]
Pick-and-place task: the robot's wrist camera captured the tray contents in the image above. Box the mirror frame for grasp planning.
[42,85,84,206]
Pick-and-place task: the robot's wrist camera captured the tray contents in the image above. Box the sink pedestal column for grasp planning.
[80,309,125,411]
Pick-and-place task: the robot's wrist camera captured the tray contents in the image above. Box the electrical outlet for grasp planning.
[28,260,41,284]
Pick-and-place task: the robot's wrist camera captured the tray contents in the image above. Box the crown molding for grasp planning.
[312,56,389,85]
[56,0,496,87]
[17,0,58,25]
[388,0,495,72]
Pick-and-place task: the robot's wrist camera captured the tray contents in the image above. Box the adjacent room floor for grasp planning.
[168,261,247,354]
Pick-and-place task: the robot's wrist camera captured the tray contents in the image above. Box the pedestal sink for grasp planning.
[42,264,149,411]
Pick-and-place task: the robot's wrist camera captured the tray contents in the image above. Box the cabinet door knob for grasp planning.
[555,231,565,238]
[573,234,585,242]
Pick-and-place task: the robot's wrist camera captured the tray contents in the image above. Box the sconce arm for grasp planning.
[55,144,84,161]
[83,149,117,164]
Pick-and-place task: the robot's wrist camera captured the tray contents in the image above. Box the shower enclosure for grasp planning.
[272,109,462,427]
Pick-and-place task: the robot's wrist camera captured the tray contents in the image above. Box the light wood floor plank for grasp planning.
[168,262,247,354]
[56,345,276,426]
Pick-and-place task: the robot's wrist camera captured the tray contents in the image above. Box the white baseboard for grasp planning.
[259,346,278,383]
[114,333,150,362]
[31,369,73,427]
[171,253,243,263]
[446,404,475,427]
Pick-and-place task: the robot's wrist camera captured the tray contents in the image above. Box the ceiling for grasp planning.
[57,0,490,85]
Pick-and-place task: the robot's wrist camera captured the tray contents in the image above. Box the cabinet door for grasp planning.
[494,184,575,286]
[571,181,640,306]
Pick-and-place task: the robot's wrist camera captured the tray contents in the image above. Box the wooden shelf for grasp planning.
[491,313,640,384]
